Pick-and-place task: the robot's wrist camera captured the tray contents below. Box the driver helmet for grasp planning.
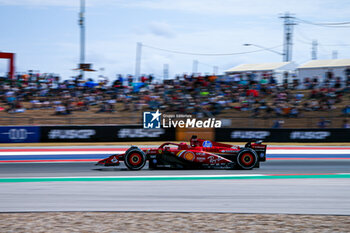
[190,135,200,147]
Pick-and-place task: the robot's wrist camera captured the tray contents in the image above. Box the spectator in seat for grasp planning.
[272,120,284,128]
[289,107,299,118]
[96,101,107,113]
[318,118,330,128]
[54,104,66,115]
[334,77,342,89]
[76,100,85,111]
[342,105,350,116]
[342,119,350,128]
[107,98,116,113]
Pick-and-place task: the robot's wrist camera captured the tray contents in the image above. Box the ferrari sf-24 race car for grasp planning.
[97,136,267,170]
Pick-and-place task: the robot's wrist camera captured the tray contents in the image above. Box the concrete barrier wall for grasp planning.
[0,126,349,143]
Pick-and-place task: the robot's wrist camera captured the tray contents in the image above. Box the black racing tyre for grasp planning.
[236,148,258,170]
[124,148,147,170]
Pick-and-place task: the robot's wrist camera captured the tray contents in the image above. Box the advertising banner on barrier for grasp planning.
[0,126,40,143]
[115,127,175,141]
[215,128,350,142]
[40,125,176,142]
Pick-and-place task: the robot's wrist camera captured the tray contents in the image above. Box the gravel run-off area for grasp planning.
[0,212,349,233]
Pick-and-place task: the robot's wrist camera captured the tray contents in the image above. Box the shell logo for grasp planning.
[184,151,195,161]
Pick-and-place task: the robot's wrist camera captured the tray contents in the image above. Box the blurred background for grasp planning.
[0,0,350,129]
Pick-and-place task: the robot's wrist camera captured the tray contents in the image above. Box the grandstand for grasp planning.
[0,73,349,128]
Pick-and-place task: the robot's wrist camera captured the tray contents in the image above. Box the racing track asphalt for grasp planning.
[0,159,350,214]
[0,159,349,177]
[0,178,349,215]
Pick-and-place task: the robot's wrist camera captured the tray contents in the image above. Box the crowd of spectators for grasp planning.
[0,69,350,127]
[225,71,349,123]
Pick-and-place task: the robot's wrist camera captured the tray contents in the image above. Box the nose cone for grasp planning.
[95,158,107,166]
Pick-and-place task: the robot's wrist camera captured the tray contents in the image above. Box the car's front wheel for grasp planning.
[124,148,147,170]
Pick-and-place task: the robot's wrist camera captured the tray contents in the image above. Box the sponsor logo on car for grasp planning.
[177,150,195,161]
[207,155,224,164]
[202,140,213,147]
[252,145,266,149]
[184,151,195,161]
[196,157,206,162]
[220,150,237,153]
[111,156,118,163]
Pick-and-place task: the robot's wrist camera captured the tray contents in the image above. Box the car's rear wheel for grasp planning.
[124,148,147,170]
[236,148,258,170]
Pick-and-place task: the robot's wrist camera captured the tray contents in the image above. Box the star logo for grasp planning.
[143,109,162,129]
[151,109,161,122]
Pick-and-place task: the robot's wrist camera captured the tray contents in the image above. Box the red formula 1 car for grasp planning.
[96,136,267,170]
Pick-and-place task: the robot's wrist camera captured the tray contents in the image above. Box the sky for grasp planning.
[1,0,350,80]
